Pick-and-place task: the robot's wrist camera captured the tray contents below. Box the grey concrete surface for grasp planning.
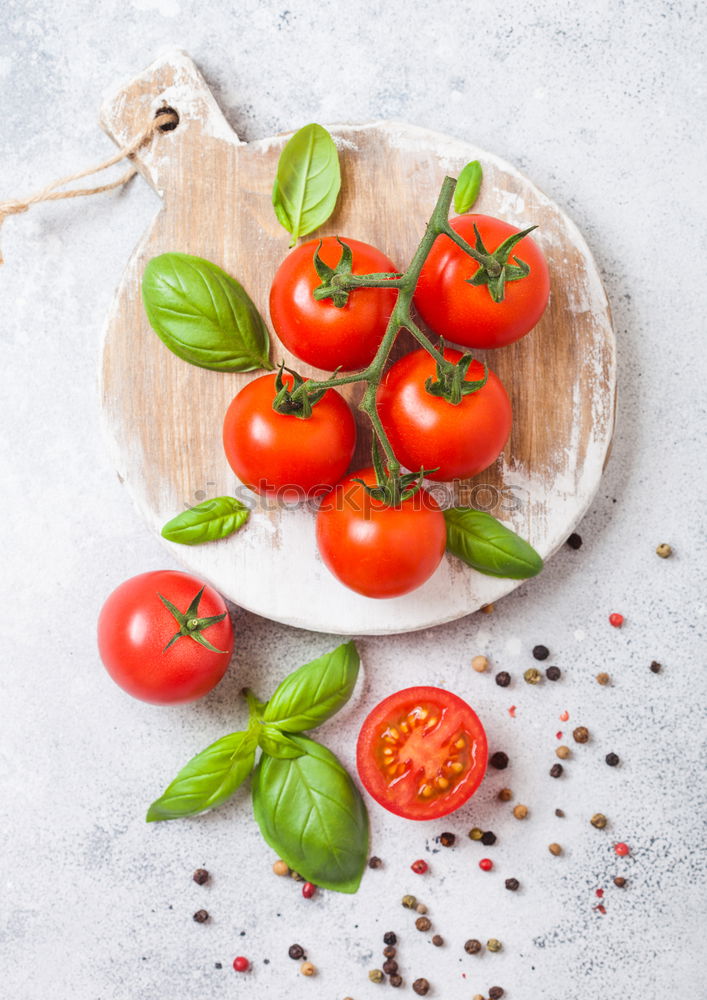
[1,2,705,998]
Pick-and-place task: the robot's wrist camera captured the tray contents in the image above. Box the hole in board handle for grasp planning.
[154,106,179,132]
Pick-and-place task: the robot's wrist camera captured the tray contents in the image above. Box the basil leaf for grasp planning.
[444,508,543,579]
[252,735,368,893]
[161,496,250,546]
[454,160,483,214]
[142,253,272,372]
[262,641,360,732]
[258,727,306,759]
[272,124,341,247]
[146,730,257,822]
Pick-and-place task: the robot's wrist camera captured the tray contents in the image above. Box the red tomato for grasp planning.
[97,570,233,705]
[377,347,512,481]
[269,236,398,372]
[315,467,446,598]
[357,686,488,819]
[223,373,356,501]
[415,214,550,349]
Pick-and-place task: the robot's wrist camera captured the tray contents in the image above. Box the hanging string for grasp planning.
[0,108,179,264]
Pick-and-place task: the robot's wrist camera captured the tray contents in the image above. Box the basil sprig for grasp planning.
[272,123,341,247]
[454,160,483,214]
[161,496,250,546]
[444,508,543,579]
[146,641,368,894]
[142,253,273,372]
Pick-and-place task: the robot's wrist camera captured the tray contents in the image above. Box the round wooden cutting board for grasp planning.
[99,50,616,635]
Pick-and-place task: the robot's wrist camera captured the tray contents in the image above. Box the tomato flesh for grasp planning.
[357,686,488,819]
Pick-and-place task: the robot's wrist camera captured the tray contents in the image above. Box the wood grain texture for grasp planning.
[99,49,616,635]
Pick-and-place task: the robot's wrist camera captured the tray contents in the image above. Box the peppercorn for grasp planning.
[513,803,528,819]
[550,763,564,778]
[505,877,520,891]
[481,830,497,846]
[233,956,249,972]
[498,787,513,802]
[545,665,561,681]
[402,894,417,909]
[415,902,428,914]
[383,959,399,975]
[473,995,485,1000]
[556,745,570,759]
[650,660,662,673]
[481,603,494,614]
[302,881,316,899]
[368,856,382,869]
[567,532,583,549]
[369,969,384,983]
[609,612,624,628]
[300,962,316,977]
[193,909,209,923]
[464,938,483,954]
[390,975,403,988]
[383,931,397,946]
[439,831,456,847]
[193,868,209,885]
[479,858,493,871]
[532,644,549,661]
[605,752,620,766]
[432,934,443,946]
[472,655,489,673]
[489,987,505,999]
[411,859,428,875]
[489,751,509,769]
[495,671,511,687]
[272,859,289,876]
[548,842,562,855]
[487,938,502,952]
[412,979,430,996]
[613,876,627,888]
[555,808,565,817]
[524,667,542,685]
[469,827,484,841]
[415,916,432,932]
[290,870,304,882]
[288,944,305,960]
[573,726,589,744]
[383,945,397,959]
[656,543,672,558]
[596,672,610,685]
[591,813,608,829]
[614,842,630,856]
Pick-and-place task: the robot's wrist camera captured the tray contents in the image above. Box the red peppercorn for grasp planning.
[233,957,249,972]
[609,613,624,628]
[614,842,630,856]
[479,858,493,871]
[411,859,429,874]
[302,881,316,898]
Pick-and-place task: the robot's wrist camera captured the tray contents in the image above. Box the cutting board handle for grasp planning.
[100,49,241,196]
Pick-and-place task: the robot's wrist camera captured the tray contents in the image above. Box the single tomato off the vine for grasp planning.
[315,468,446,598]
[269,236,398,372]
[357,686,488,820]
[415,214,550,349]
[377,347,512,481]
[97,570,233,704]
[223,373,356,501]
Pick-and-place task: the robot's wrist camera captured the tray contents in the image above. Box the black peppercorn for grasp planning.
[383,945,396,959]
[481,831,497,846]
[605,752,620,767]
[383,931,397,946]
[413,978,430,996]
[545,665,561,681]
[495,671,511,688]
[464,938,482,954]
[650,660,662,673]
[532,644,549,660]
[489,751,509,770]
[390,974,403,988]
[383,959,399,975]
[550,763,564,778]
[192,909,209,923]
[566,532,582,549]
[288,944,305,960]
[504,877,519,891]
[368,856,382,869]
[192,868,209,885]
[555,808,565,817]
[439,831,456,847]
[432,934,443,946]
[489,987,505,999]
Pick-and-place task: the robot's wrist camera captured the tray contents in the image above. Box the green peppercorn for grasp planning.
[524,667,542,685]
[369,968,384,983]
[591,813,608,829]
[402,894,417,909]
[464,938,483,954]
[656,543,672,558]
[469,827,484,841]
[487,938,502,952]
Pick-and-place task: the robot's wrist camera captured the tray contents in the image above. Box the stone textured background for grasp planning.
[1,2,705,998]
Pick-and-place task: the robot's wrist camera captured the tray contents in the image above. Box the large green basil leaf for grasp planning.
[161,496,250,546]
[262,641,360,732]
[146,730,257,822]
[252,735,368,893]
[444,508,543,579]
[272,124,341,247]
[142,253,272,372]
[454,160,483,214]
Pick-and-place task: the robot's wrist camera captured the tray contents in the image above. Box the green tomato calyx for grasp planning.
[158,587,228,654]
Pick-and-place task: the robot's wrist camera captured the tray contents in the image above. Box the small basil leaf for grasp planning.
[142,253,272,372]
[444,507,543,579]
[252,735,368,893]
[272,124,341,247]
[161,496,250,546]
[258,727,306,759]
[262,641,360,732]
[146,730,257,822]
[454,160,483,214]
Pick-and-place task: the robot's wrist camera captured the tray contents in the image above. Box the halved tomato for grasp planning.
[356,686,488,820]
